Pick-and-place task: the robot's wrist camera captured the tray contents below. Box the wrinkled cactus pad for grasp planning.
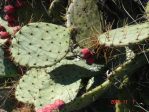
[11,22,70,68]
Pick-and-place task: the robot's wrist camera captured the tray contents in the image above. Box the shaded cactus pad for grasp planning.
[11,22,70,67]
[0,48,18,77]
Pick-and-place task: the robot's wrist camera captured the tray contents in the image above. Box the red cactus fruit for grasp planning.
[4,14,15,22]
[86,57,95,65]
[81,48,93,59]
[45,104,58,111]
[0,25,6,31]
[36,100,65,112]
[4,5,15,14]
[0,31,10,39]
[54,99,65,109]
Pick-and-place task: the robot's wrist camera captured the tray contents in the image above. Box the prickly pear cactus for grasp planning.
[16,68,79,110]
[15,58,101,109]
[98,22,149,47]
[0,48,18,77]
[66,0,104,47]
[11,22,70,68]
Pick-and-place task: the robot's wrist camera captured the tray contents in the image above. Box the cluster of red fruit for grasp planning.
[3,0,24,27]
[81,48,95,64]
[0,24,10,39]
[0,23,12,59]
[36,100,65,112]
[0,0,24,39]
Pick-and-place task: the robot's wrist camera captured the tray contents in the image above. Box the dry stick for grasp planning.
[62,50,149,112]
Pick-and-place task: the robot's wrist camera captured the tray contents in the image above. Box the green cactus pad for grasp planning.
[66,0,103,47]
[0,48,18,77]
[98,22,149,47]
[15,58,102,109]
[15,68,81,109]
[11,22,70,68]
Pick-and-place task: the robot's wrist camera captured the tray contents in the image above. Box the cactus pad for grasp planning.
[15,68,81,110]
[11,22,70,68]
[0,48,18,77]
[15,58,102,109]
[98,22,149,47]
[66,0,103,47]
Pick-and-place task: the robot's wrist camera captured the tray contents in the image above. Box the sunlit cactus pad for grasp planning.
[98,22,149,46]
[67,0,103,47]
[15,58,101,109]
[11,22,70,67]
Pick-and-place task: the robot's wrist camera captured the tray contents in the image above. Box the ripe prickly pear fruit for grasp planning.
[81,48,93,59]
[4,14,15,22]
[0,31,10,39]
[44,104,58,111]
[4,5,15,14]
[54,99,65,109]
[86,57,95,65]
